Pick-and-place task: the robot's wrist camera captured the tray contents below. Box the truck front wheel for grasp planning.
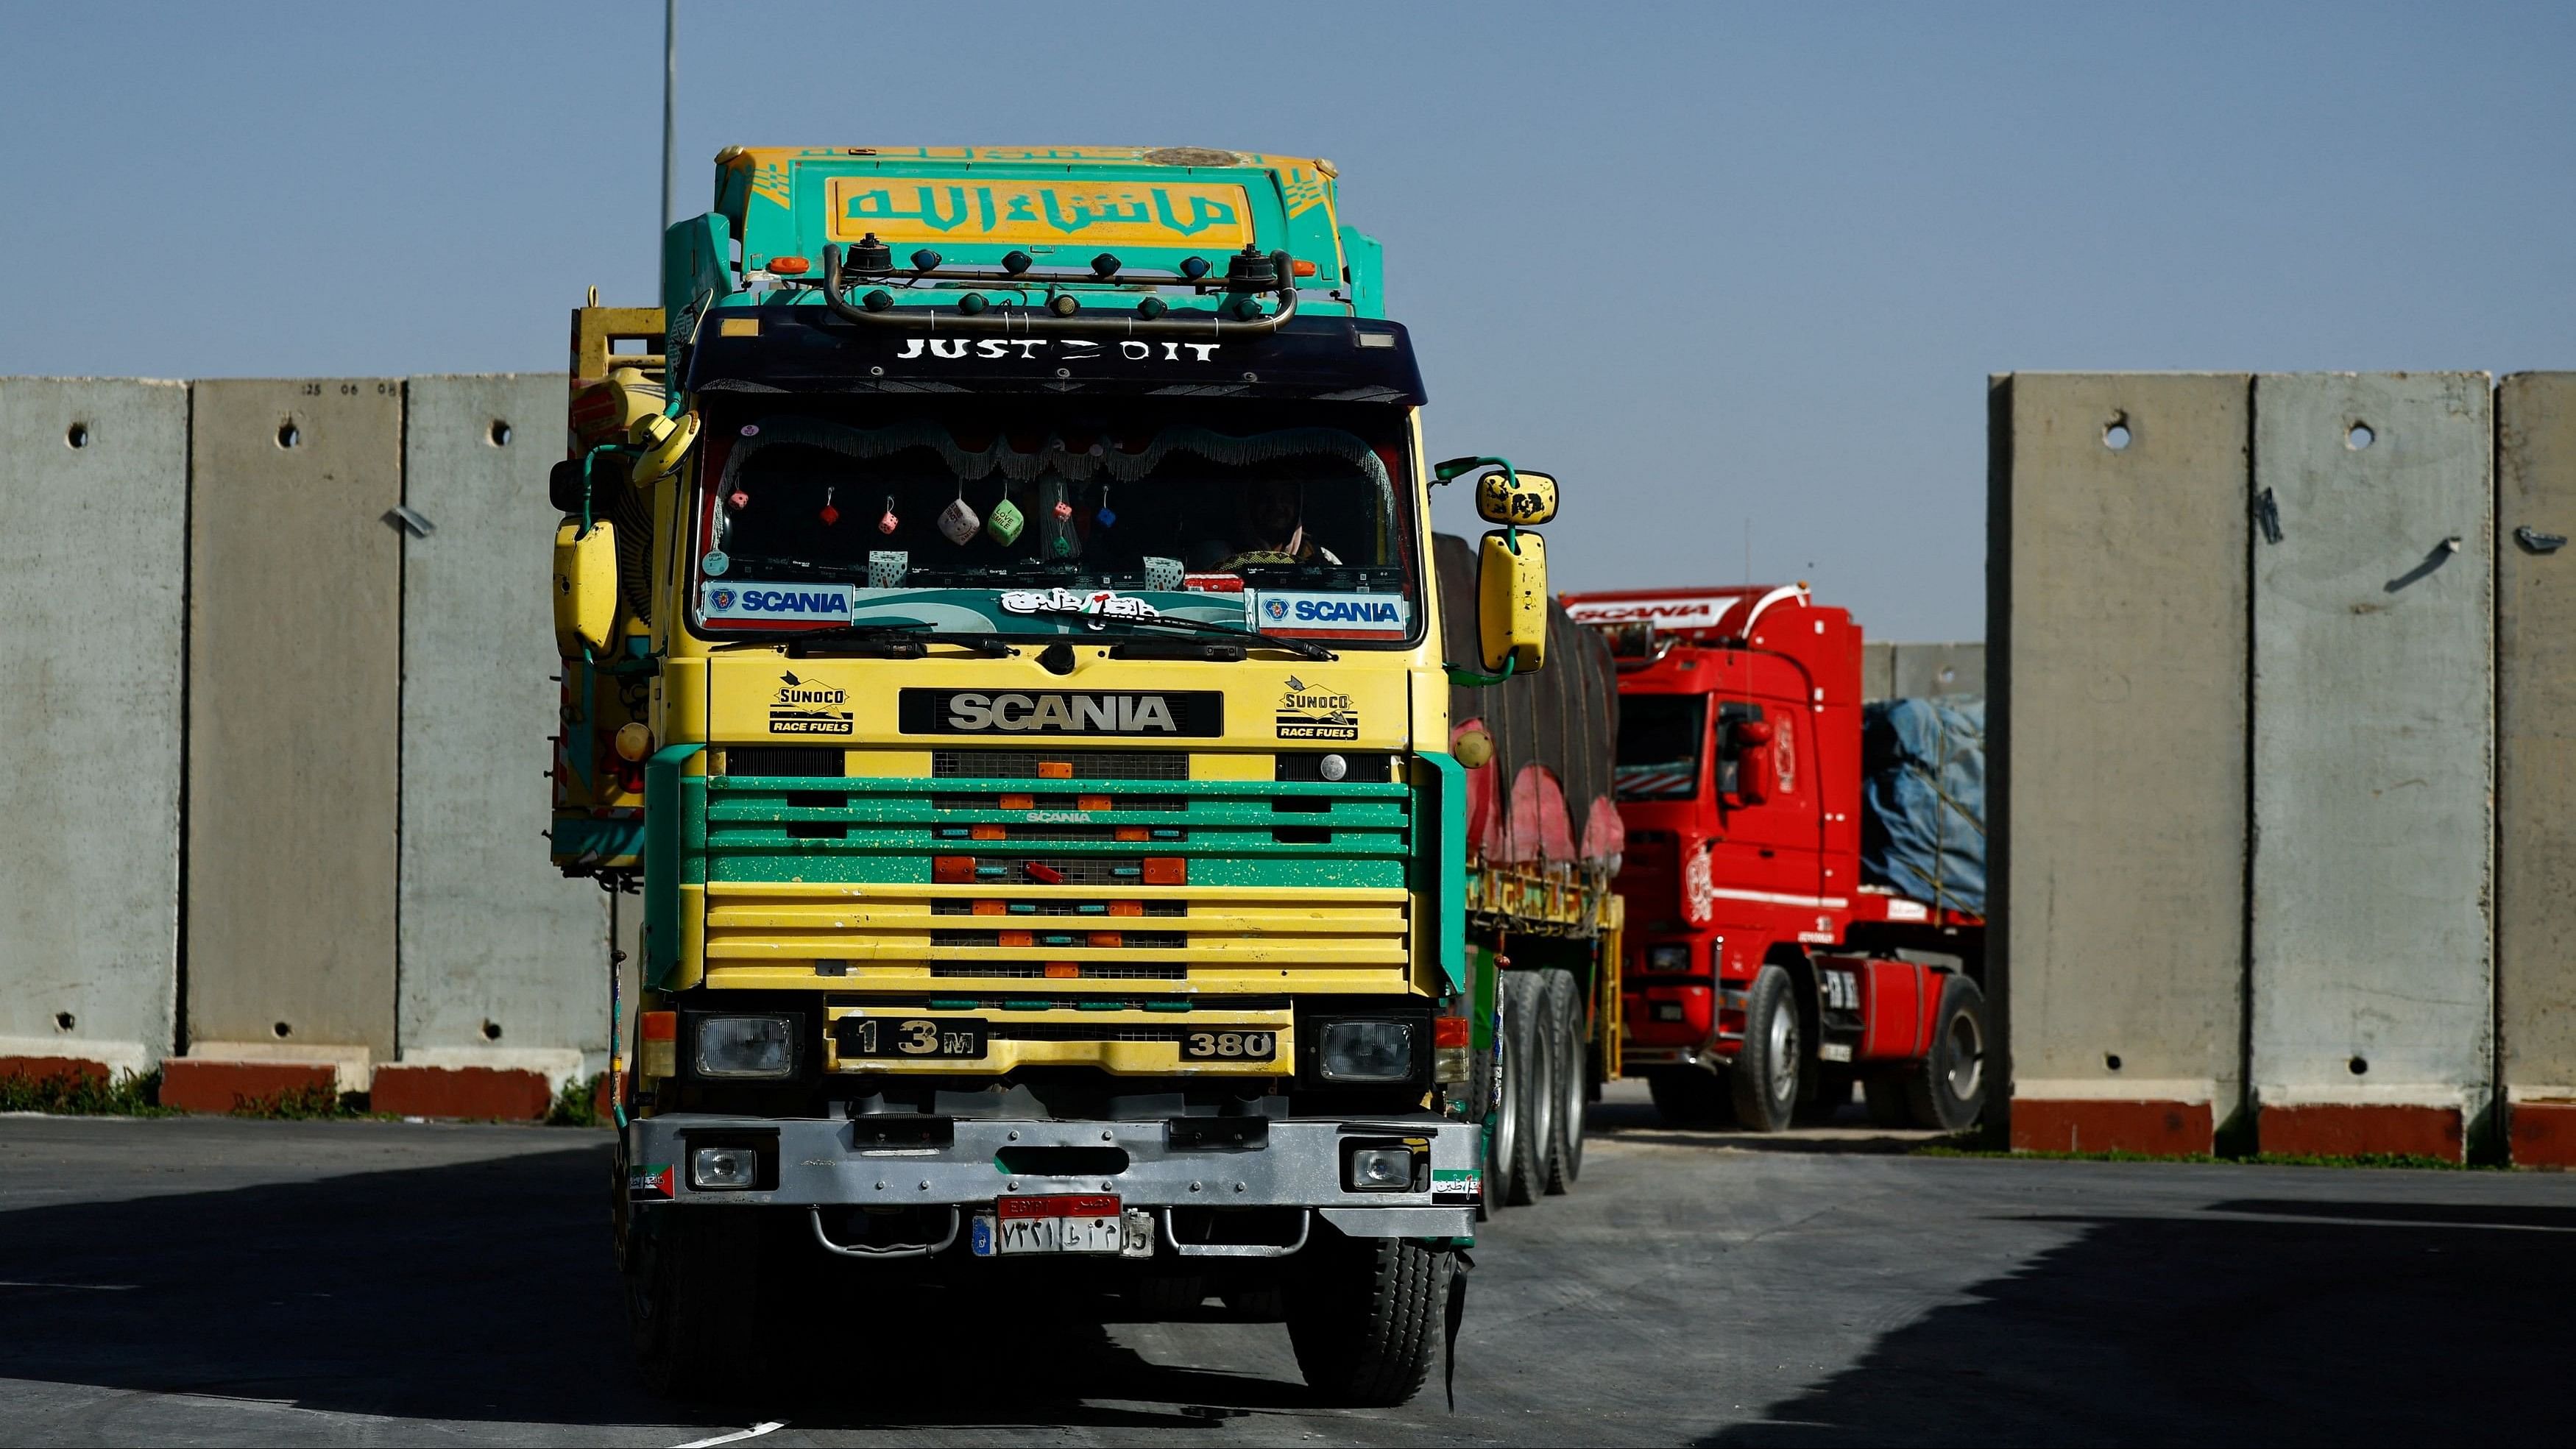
[1905,974,1989,1132]
[1728,966,1801,1133]
[623,1207,762,1397]
[1286,1233,1455,1406]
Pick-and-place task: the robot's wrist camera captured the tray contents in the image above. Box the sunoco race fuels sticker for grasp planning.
[701,581,857,626]
[1251,591,1412,637]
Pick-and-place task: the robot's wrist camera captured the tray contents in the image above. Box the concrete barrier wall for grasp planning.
[1990,373,2250,1155]
[177,380,406,1102]
[2248,373,2494,1161]
[1889,642,1984,698]
[383,375,605,1115]
[2497,373,2576,1165]
[0,380,190,1082]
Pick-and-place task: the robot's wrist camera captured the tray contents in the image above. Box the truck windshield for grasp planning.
[1615,695,1705,800]
[691,401,1419,645]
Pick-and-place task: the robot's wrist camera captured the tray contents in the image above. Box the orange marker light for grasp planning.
[1038,760,1073,779]
[973,899,1007,916]
[1078,795,1112,812]
[1292,258,1317,277]
[934,855,975,883]
[641,1011,677,1041]
[1143,857,1187,885]
[999,793,1035,811]
[970,825,1005,841]
[999,930,1033,949]
[1044,962,1080,979]
[768,255,811,275]
[1434,1017,1473,1048]
[1089,932,1123,949]
[1116,826,1150,843]
[1108,900,1144,918]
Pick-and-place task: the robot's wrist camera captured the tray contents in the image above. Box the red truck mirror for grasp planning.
[1729,720,1775,805]
[1730,720,1775,748]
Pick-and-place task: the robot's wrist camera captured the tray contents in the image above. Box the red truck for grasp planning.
[1560,584,1989,1133]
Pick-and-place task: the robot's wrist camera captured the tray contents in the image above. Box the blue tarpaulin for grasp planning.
[1859,696,1986,915]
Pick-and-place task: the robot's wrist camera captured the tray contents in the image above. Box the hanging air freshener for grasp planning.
[701,549,729,576]
[740,423,760,437]
[877,495,899,535]
[1095,486,1117,528]
[937,480,980,545]
[818,486,840,527]
[729,487,750,509]
[986,495,1025,545]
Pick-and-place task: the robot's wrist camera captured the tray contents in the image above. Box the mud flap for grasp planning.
[1444,1249,1475,1410]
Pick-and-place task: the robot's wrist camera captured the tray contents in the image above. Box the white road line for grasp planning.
[675,1422,786,1448]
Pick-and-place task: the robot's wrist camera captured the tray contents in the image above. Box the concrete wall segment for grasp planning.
[0,379,190,1074]
[1889,642,1984,699]
[1990,372,2251,1155]
[2495,373,2576,1152]
[2248,372,2494,1151]
[397,375,604,1082]
[185,379,403,1056]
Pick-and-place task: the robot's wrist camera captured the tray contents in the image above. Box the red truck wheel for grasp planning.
[1905,974,1989,1132]
[1728,966,1800,1133]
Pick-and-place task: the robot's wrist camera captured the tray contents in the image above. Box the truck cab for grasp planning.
[1563,584,1989,1134]
[549,146,1562,1404]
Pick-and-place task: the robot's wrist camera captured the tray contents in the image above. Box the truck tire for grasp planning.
[1645,1067,1727,1127]
[1540,968,1585,1192]
[1728,965,1801,1133]
[1484,982,1523,1211]
[1906,974,1989,1132]
[1502,971,1551,1206]
[624,1207,762,1398]
[1287,1233,1455,1407]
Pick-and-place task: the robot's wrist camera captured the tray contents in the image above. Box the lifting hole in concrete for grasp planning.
[276,422,301,449]
[487,420,512,447]
[2104,1053,2122,1071]
[272,1021,292,1038]
[2346,422,2375,450]
[2102,419,2131,450]
[1939,666,1956,684]
[65,423,89,449]
[481,1019,503,1041]
[54,1011,74,1032]
[2349,1055,2369,1075]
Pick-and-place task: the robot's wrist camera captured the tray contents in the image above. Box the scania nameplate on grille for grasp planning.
[899,690,1223,737]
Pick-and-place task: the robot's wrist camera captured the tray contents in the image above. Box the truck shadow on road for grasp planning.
[0,1138,1326,1431]
[1699,1194,2576,1447]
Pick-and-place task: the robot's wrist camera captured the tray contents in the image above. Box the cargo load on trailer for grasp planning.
[1563,584,1988,1134]
[545,144,1613,1407]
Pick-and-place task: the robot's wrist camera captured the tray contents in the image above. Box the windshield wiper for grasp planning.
[1014,607,1337,662]
[787,623,1019,659]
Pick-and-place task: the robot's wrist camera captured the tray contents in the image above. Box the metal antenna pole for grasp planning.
[659,0,676,291]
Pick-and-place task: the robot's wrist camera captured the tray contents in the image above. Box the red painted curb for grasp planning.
[2259,1102,2463,1161]
[371,1065,553,1121]
[2508,1102,2576,1167]
[2011,1099,2214,1156]
[160,1060,339,1114]
[0,1055,110,1086]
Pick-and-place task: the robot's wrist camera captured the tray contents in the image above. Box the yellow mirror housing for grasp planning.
[630,409,701,485]
[1477,528,1549,673]
[553,520,619,656]
[1475,468,1559,527]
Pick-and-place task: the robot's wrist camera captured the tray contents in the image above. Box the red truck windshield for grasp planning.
[1616,695,1704,800]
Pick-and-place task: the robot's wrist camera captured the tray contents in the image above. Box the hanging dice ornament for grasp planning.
[729,488,750,509]
[938,495,981,545]
[1094,486,1117,528]
[986,496,1025,546]
[877,495,899,535]
[1052,499,1074,522]
[818,486,840,527]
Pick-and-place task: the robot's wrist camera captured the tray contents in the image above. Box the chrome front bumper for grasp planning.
[625,1113,1481,1240]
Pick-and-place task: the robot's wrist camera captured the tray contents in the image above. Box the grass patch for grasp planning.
[1915,1137,2493,1170]
[0,1069,174,1117]
[547,1072,610,1127]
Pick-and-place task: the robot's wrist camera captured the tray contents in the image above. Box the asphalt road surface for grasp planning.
[4,1083,2571,1447]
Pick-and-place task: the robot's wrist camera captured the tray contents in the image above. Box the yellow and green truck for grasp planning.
[548,146,1619,1404]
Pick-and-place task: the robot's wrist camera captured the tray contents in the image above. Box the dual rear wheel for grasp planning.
[1646,965,1989,1134]
[1486,968,1588,1210]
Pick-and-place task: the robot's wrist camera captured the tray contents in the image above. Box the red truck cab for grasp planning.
[1561,584,1988,1133]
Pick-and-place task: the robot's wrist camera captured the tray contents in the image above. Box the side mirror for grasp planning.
[553,520,619,655]
[1474,468,1558,527]
[1476,530,1549,673]
[1729,720,1775,805]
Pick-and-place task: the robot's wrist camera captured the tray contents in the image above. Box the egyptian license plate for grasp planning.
[837,1016,987,1059]
[973,1194,1124,1256]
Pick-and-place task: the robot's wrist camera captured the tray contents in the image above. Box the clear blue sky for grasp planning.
[7,1,2572,640]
